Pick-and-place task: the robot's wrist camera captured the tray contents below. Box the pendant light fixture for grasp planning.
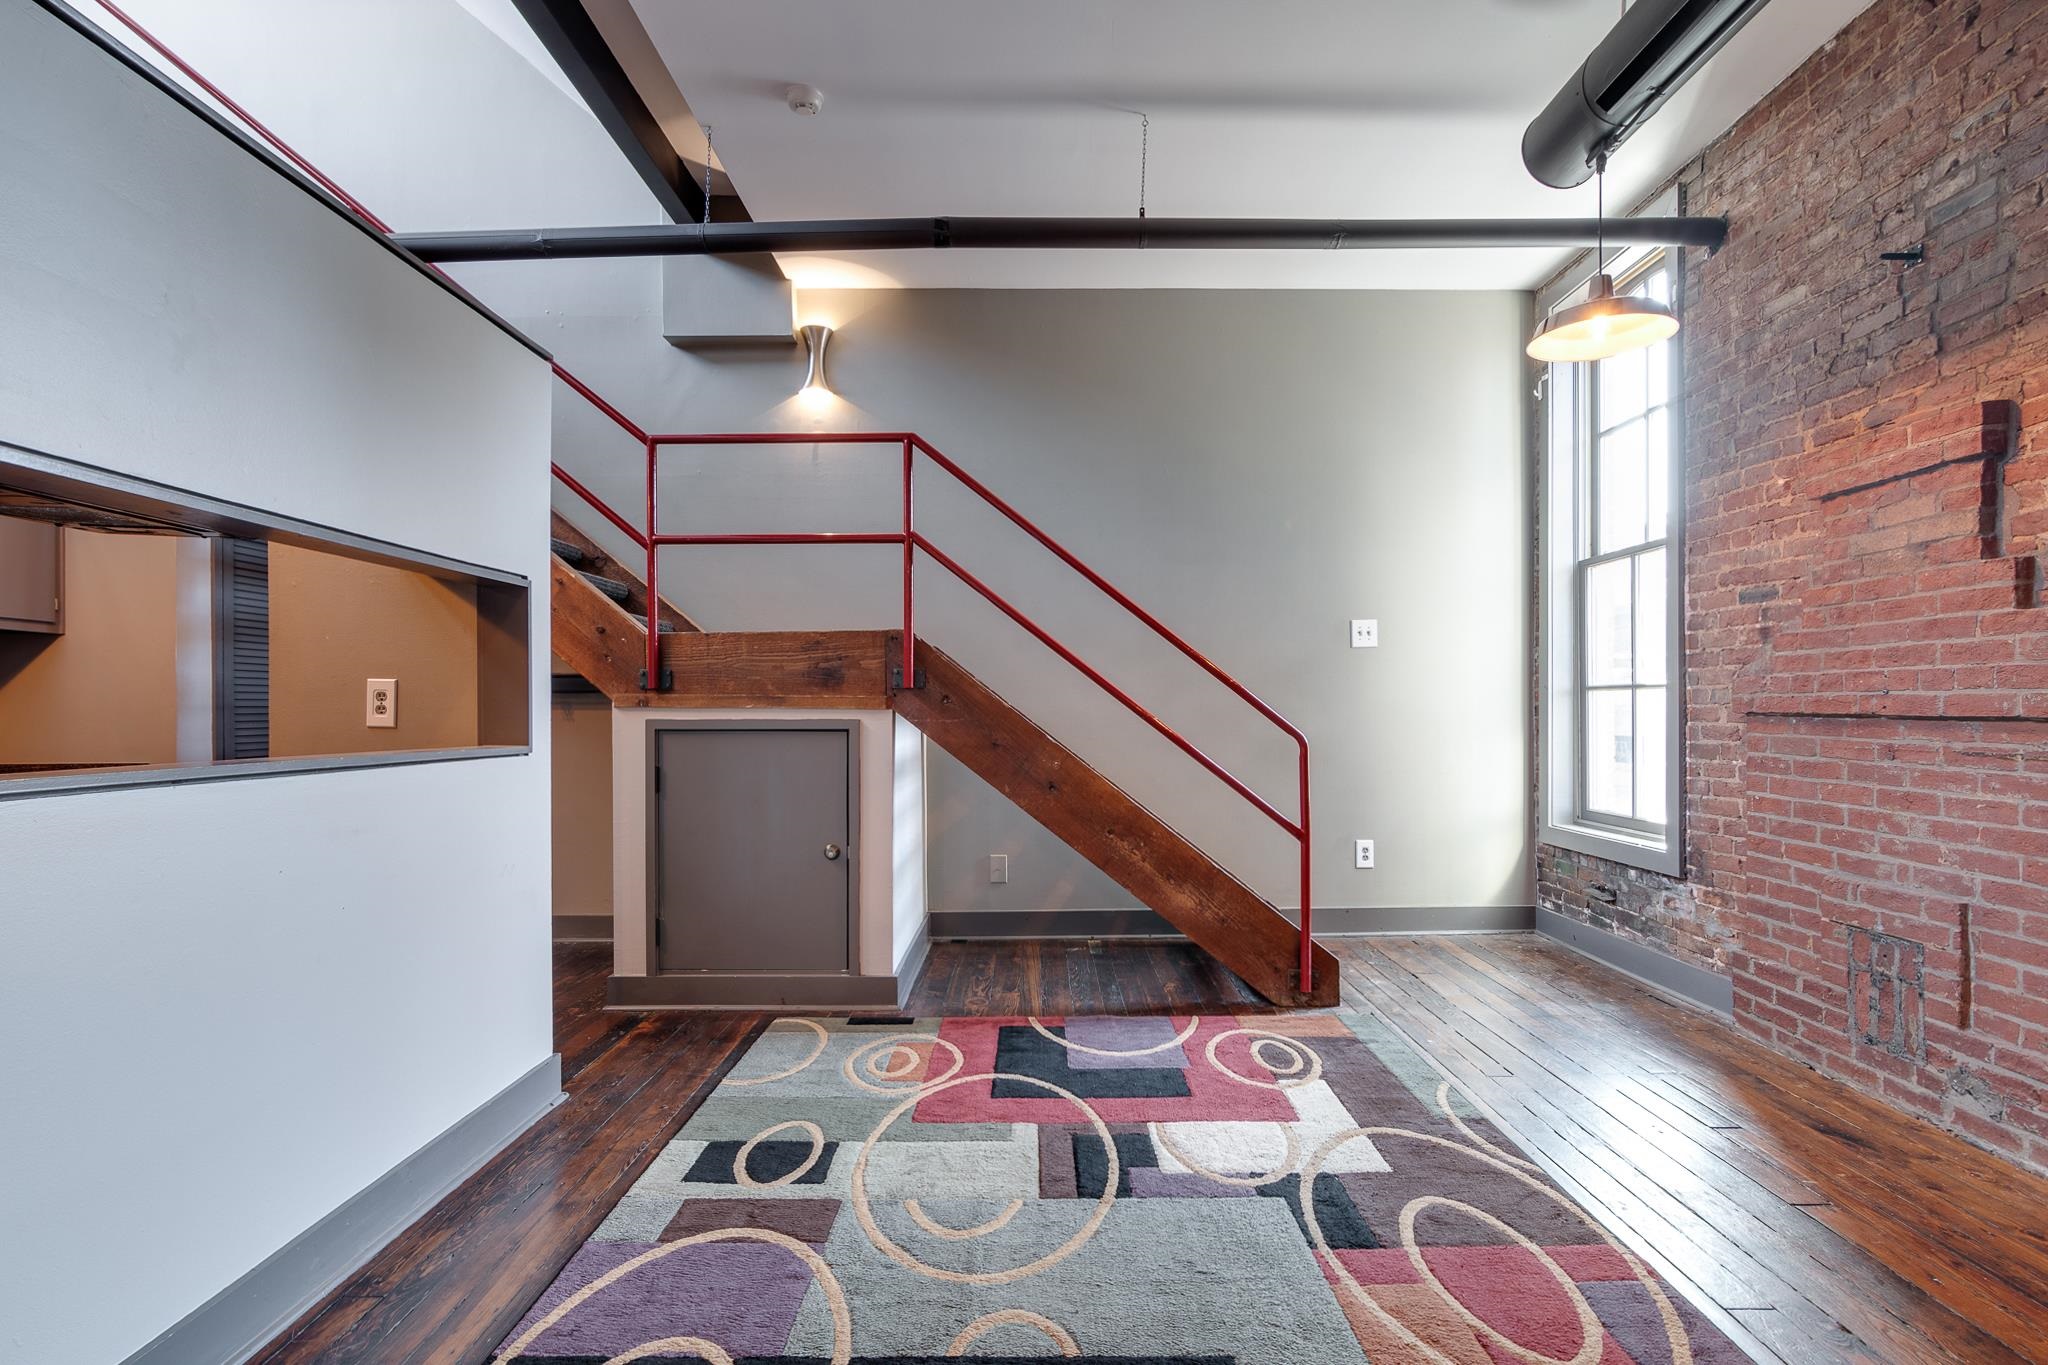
[1526,155,1679,363]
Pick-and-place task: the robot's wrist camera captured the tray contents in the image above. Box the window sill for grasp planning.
[1539,818,1681,878]
[0,746,531,802]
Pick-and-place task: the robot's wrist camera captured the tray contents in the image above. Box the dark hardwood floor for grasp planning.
[904,935,1273,1016]
[1337,935,2048,1365]
[249,935,2048,1365]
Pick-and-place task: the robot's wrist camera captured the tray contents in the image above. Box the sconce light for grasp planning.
[796,322,834,403]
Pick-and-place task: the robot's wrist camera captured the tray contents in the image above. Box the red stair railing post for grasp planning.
[644,437,662,689]
[902,439,916,686]
[1298,746,1313,994]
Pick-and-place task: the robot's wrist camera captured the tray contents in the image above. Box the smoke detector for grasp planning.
[784,84,824,116]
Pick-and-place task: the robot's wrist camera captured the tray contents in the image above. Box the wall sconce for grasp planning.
[796,322,834,403]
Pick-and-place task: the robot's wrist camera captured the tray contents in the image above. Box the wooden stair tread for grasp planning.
[548,510,702,636]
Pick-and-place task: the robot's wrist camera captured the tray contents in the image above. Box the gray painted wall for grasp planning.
[93,0,1536,920]
[543,285,1535,917]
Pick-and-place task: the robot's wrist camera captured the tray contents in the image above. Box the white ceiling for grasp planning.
[625,0,1875,290]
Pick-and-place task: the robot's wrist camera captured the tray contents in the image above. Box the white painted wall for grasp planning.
[0,6,553,1362]
[892,715,930,973]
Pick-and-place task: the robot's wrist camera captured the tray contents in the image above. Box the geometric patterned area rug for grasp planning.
[493,1012,1746,1364]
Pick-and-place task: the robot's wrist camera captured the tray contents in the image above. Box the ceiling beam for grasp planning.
[508,0,704,223]
[394,216,1730,263]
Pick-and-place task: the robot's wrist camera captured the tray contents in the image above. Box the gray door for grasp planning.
[655,727,852,972]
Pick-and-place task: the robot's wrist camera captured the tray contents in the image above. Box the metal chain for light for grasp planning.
[1139,112,1149,220]
[701,124,715,236]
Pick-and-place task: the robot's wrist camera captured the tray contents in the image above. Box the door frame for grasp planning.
[643,718,862,977]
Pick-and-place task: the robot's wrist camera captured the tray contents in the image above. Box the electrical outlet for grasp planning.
[366,678,397,728]
[1355,838,1375,870]
[1350,619,1379,648]
[989,853,1009,884]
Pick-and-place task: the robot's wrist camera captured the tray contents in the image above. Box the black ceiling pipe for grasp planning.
[1523,0,1775,189]
[394,215,1728,263]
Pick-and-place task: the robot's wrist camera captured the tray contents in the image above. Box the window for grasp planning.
[1540,255,1683,874]
[0,445,532,797]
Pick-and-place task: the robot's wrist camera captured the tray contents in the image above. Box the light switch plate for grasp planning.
[989,853,1009,884]
[1355,838,1375,869]
[1350,619,1379,648]
[366,678,397,728]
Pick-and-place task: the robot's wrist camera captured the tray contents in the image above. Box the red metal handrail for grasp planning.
[80,3,1317,994]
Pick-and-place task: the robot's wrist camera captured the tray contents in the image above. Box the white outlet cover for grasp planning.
[1350,619,1379,648]
[989,853,1009,884]
[366,678,397,728]
[1355,838,1375,869]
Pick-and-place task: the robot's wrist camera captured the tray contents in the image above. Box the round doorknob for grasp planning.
[823,843,842,861]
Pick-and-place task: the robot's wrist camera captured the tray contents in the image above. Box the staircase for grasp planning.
[549,445,1339,1008]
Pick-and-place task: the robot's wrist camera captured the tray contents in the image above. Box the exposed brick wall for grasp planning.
[1537,0,2048,1173]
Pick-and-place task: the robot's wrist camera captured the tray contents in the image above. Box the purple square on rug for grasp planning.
[505,1239,812,1358]
[1064,1016,1190,1070]
[1129,1167,1254,1198]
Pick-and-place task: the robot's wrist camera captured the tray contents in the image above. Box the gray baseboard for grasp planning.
[122,1053,564,1365]
[1314,905,1534,935]
[929,905,1534,940]
[552,913,614,942]
[929,909,1177,938]
[1535,906,1735,1015]
[609,972,905,1010]
[892,925,932,1008]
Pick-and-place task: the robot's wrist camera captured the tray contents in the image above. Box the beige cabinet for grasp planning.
[0,516,62,634]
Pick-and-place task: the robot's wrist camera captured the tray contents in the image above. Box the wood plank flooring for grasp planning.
[249,935,2048,1365]
[1335,935,2048,1365]
[904,936,1273,1016]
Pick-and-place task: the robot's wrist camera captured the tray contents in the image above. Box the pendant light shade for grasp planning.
[1526,271,1678,363]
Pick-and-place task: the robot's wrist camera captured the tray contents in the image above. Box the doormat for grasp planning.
[493,1012,1744,1363]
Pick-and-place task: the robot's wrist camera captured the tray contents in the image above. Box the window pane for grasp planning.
[1636,267,1671,306]
[1636,547,1666,686]
[1585,557,1633,685]
[1636,687,1668,825]
[1596,418,1647,552]
[1645,407,1669,542]
[1647,336,1671,410]
[1586,689,1634,818]
[1599,344,1647,430]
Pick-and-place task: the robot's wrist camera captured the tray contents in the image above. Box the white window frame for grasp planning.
[1538,209,1685,878]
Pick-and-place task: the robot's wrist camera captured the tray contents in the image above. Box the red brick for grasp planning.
[1536,0,2048,1177]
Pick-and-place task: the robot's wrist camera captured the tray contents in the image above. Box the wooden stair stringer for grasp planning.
[893,641,1340,1007]
[550,557,647,699]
